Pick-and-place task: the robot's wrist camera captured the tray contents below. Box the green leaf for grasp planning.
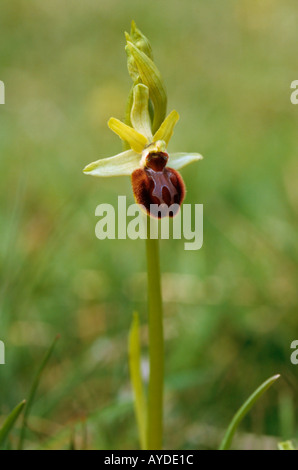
[18,334,60,450]
[0,400,26,448]
[219,374,280,450]
[128,312,147,450]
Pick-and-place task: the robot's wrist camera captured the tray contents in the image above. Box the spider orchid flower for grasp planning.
[82,21,205,451]
[83,23,203,218]
[83,83,202,218]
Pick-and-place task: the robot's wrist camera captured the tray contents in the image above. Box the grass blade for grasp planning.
[128,312,147,450]
[0,399,26,448]
[219,374,280,450]
[18,334,60,450]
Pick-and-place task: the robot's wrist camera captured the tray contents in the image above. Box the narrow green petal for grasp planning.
[108,117,148,153]
[153,110,179,147]
[169,152,203,170]
[131,84,153,141]
[126,42,167,134]
[83,150,140,177]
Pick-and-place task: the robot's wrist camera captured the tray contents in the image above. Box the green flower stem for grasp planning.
[146,218,164,450]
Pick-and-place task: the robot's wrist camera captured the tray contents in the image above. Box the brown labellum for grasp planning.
[131,152,185,218]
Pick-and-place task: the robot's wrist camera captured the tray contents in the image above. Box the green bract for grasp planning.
[125,20,153,83]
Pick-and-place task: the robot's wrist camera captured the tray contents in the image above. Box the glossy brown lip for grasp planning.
[131,165,185,218]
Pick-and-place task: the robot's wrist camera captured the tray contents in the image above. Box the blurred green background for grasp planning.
[0,0,298,450]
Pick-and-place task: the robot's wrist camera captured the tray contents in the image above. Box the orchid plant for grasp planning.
[83,21,203,450]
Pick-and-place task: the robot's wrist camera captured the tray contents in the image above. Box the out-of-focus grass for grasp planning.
[0,0,297,449]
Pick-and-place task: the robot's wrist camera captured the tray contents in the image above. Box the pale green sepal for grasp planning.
[169,153,203,170]
[131,84,153,141]
[153,110,179,146]
[83,150,140,177]
[108,117,148,153]
[126,42,167,134]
